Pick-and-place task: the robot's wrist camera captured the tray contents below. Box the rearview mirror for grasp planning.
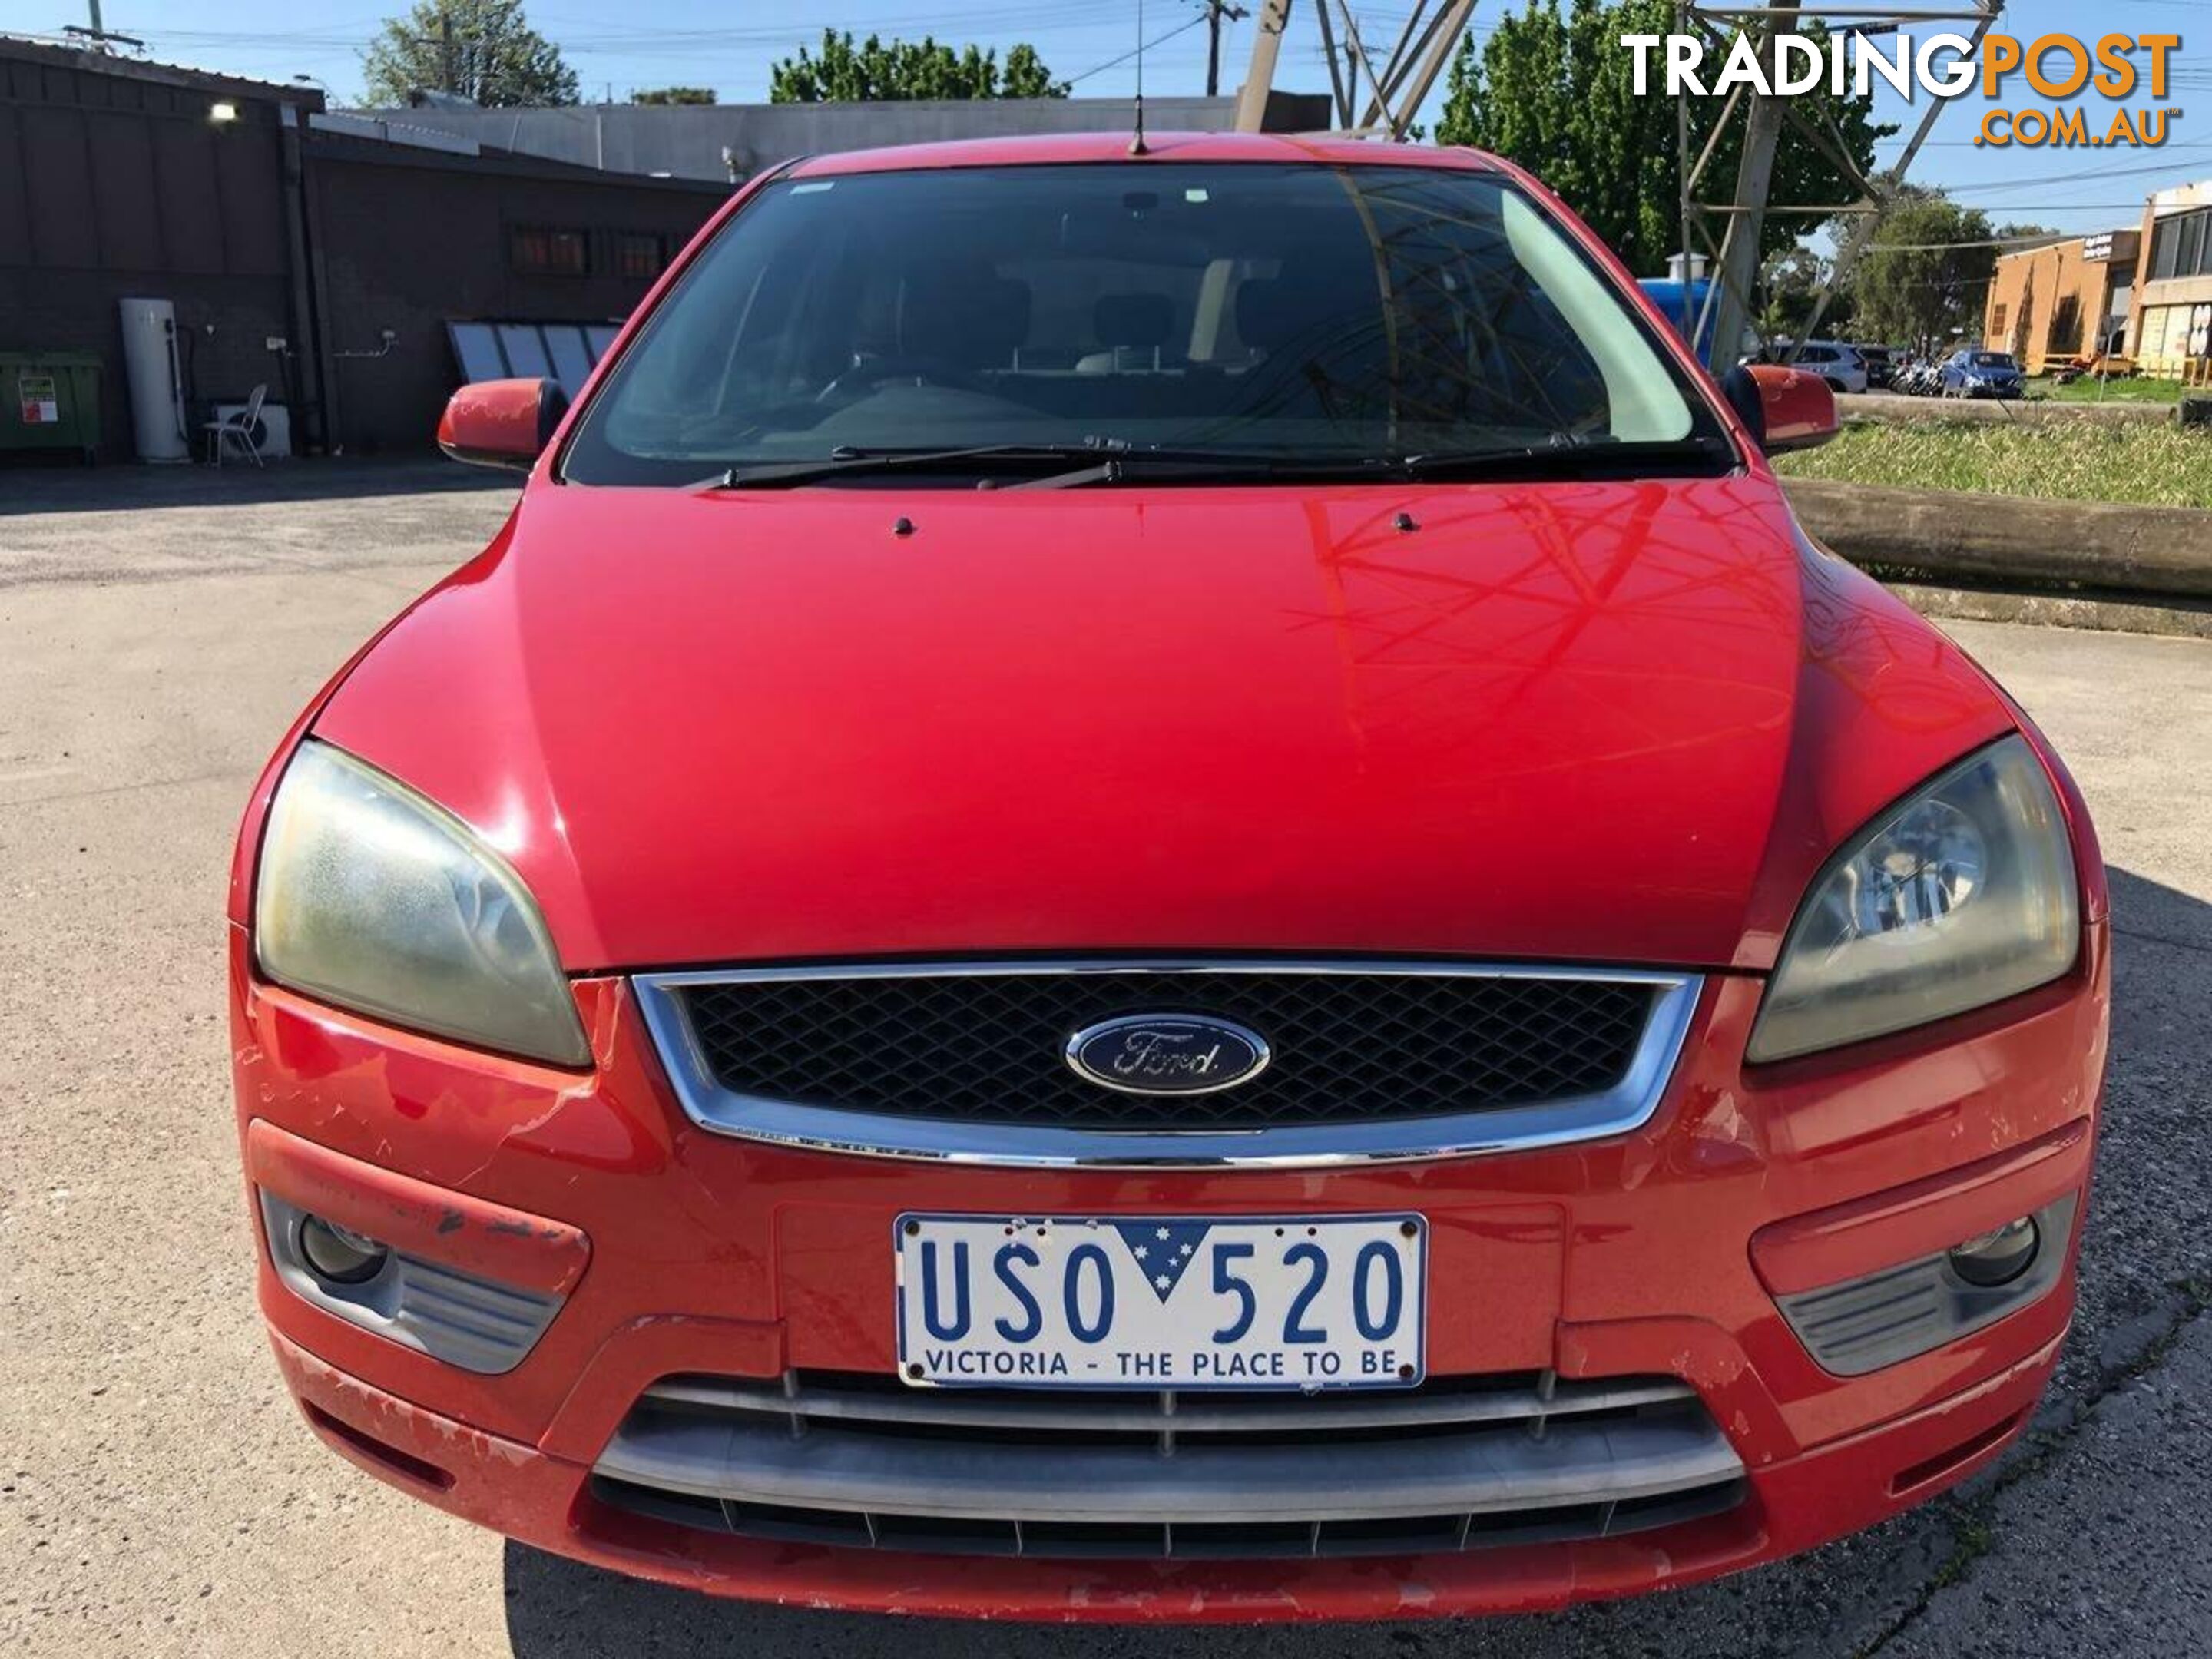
[1722,364,1839,456]
[436,378,569,471]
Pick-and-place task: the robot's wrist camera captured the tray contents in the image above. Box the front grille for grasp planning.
[676,969,1656,1132]
[591,1369,1746,1561]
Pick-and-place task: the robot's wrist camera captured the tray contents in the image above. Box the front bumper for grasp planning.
[231,922,2108,1621]
[269,1319,2065,1621]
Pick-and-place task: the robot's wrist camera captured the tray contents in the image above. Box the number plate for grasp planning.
[895,1214,1427,1391]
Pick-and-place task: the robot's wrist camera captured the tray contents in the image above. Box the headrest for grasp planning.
[1094,292,1175,350]
[898,263,1031,362]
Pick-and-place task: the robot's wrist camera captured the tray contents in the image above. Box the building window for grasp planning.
[1991,303,2008,338]
[614,233,667,280]
[2150,207,2212,284]
[511,226,589,277]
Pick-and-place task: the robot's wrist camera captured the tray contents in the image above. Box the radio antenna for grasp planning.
[1130,0,1150,154]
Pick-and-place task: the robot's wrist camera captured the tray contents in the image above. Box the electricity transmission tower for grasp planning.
[1677,0,2004,372]
[1233,0,1479,138]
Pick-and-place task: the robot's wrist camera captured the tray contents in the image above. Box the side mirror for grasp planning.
[1723,363,1838,456]
[436,378,569,471]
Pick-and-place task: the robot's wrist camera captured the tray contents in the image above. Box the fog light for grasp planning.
[1947,1217,2039,1288]
[297,1214,389,1285]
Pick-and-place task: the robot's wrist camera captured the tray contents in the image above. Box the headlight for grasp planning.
[1748,736,2078,1063]
[254,740,590,1066]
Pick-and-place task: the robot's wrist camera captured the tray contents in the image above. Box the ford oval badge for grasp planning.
[1065,1013,1271,1095]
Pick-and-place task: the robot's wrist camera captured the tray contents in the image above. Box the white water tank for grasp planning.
[118,297,190,462]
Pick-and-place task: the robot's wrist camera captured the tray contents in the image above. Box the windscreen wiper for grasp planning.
[1014,437,1735,490]
[708,442,1399,491]
[704,435,1733,492]
[704,443,1128,489]
[1396,435,1735,481]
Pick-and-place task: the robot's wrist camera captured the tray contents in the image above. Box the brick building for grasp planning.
[0,37,724,459]
[1982,230,2138,374]
[0,43,325,453]
[302,124,722,454]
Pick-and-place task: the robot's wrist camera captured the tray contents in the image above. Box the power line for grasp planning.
[1064,10,1209,86]
[1865,234,2116,251]
[1942,155,2212,197]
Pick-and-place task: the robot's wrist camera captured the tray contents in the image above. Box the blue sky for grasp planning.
[12,0,2208,233]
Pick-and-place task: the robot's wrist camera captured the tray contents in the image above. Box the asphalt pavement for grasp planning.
[2,459,2206,1656]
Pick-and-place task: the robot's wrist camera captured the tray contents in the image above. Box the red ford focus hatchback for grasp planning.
[230,134,2106,1621]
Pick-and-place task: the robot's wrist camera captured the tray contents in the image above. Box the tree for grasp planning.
[1760,245,1853,343]
[768,30,1068,102]
[631,86,716,106]
[1436,0,1889,277]
[1852,191,1997,354]
[362,0,578,107]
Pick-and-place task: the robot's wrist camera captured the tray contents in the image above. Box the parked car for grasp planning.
[1941,349,2027,399]
[231,133,2104,1623]
[1853,343,1897,389]
[1786,340,1871,395]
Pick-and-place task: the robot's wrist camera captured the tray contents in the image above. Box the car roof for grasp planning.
[788,131,1505,180]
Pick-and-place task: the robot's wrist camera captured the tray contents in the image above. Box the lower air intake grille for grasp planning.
[590,1369,1747,1561]
[671,967,1657,1132]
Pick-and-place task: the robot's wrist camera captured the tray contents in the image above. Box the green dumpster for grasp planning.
[0,351,102,462]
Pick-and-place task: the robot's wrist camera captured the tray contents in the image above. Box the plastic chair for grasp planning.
[203,383,267,467]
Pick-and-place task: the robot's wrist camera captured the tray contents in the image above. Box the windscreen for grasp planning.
[561,162,1718,485]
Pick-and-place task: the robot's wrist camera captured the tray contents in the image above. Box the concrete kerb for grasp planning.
[1783,478,2212,604]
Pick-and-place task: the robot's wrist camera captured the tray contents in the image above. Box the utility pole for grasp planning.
[63,0,145,52]
[1231,0,1293,131]
[1233,0,1476,137]
[1203,0,1249,99]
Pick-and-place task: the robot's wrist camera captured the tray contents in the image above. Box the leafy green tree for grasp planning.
[1760,246,1853,343]
[769,30,1068,102]
[362,0,578,107]
[997,45,1065,99]
[1436,0,1889,276]
[1853,191,1997,353]
[631,86,717,106]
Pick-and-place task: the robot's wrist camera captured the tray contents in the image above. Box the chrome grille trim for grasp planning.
[589,1369,1747,1555]
[633,959,1704,1168]
[639,1372,1700,1435]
